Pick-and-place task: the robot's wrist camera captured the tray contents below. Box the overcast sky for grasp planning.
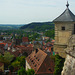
[0,0,75,24]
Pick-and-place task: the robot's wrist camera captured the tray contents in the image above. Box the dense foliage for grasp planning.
[18,67,35,75]
[18,67,27,75]
[44,29,55,39]
[20,22,54,32]
[54,55,65,75]
[0,52,14,65]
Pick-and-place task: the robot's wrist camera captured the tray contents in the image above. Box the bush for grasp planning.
[54,55,65,75]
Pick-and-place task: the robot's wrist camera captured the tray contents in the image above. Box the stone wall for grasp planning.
[61,55,75,75]
[54,22,75,58]
[54,44,67,58]
[55,22,73,44]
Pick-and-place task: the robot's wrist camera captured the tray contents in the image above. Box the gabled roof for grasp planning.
[26,49,54,74]
[53,3,75,22]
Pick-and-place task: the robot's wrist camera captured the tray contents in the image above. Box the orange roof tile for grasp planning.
[0,43,7,46]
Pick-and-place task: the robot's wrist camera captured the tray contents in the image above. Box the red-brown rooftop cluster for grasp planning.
[22,37,29,42]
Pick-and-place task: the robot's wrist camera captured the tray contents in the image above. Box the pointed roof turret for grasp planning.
[66,1,69,8]
[53,2,75,22]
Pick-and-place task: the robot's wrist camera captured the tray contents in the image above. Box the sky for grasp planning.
[0,0,75,24]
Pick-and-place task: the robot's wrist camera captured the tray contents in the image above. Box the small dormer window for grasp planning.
[62,27,65,30]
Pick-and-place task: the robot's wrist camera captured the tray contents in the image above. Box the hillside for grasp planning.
[20,22,54,31]
[0,24,24,30]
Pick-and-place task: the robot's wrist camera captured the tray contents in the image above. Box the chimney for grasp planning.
[36,49,38,53]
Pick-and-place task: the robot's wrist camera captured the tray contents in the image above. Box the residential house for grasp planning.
[22,37,29,45]
[0,43,8,54]
[9,45,33,57]
[7,43,12,50]
[33,41,43,49]
[42,36,50,41]
[26,48,54,75]
[42,42,54,56]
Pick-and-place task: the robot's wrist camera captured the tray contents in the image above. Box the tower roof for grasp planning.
[53,2,75,22]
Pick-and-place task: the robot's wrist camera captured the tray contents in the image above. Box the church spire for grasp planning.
[66,1,69,8]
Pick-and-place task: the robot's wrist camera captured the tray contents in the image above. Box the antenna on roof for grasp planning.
[66,0,69,8]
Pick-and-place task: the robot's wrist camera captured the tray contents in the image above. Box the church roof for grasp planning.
[53,2,75,22]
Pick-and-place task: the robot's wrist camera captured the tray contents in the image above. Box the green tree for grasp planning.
[27,69,35,75]
[16,56,26,67]
[18,68,35,75]
[4,52,14,63]
[18,67,27,75]
[11,61,20,69]
[45,30,55,39]
[54,55,65,75]
[0,52,14,65]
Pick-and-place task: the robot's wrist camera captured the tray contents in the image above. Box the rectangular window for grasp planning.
[62,27,65,30]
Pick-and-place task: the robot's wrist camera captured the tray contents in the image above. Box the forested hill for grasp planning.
[20,22,54,31]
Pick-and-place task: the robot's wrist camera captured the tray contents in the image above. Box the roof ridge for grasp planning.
[53,7,75,22]
[68,9,75,21]
[53,9,67,21]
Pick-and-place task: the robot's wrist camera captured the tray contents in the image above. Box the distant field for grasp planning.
[0,24,24,30]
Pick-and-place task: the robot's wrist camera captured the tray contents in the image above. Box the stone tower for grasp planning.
[53,2,75,58]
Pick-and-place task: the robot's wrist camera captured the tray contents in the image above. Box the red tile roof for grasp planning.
[0,43,7,46]
[9,50,20,57]
[26,48,54,75]
[27,44,33,47]
[51,40,55,43]
[9,45,33,57]
[22,37,29,42]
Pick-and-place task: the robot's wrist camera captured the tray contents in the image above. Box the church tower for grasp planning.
[53,2,75,58]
